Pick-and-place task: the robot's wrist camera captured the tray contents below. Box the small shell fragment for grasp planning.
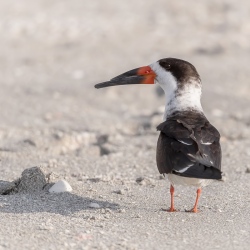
[49,180,72,193]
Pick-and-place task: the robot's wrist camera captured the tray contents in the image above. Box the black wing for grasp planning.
[156,112,222,180]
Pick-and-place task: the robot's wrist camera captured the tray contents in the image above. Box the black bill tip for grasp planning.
[94,75,145,89]
[94,81,119,89]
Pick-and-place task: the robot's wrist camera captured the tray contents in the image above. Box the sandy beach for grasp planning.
[0,1,250,249]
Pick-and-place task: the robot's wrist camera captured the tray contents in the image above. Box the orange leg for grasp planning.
[167,184,177,212]
[188,188,201,213]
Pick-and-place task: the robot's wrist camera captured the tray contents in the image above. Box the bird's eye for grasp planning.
[159,60,171,70]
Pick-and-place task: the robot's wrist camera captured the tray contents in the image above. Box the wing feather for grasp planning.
[156,112,222,179]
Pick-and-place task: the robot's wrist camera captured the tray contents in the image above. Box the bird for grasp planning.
[95,58,222,213]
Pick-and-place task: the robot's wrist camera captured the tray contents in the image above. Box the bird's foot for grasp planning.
[161,207,177,212]
[185,207,199,213]
[167,207,177,212]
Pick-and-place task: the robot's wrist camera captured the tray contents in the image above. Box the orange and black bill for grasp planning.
[94,66,156,89]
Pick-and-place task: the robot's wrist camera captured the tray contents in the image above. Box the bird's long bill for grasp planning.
[94,66,156,89]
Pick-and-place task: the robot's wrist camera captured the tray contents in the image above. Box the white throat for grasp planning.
[150,62,203,120]
[163,84,203,120]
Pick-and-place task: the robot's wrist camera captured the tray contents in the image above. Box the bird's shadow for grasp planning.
[0,191,120,215]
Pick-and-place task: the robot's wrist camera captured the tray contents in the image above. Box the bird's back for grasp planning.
[156,111,222,180]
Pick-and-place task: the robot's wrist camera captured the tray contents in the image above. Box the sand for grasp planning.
[0,0,250,249]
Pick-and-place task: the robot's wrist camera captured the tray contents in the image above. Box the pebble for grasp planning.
[88,202,101,209]
[38,225,54,231]
[49,180,72,193]
[101,208,112,214]
[17,166,48,193]
[245,167,250,173]
[113,189,125,195]
[118,209,126,213]
[136,177,155,186]
[105,208,112,214]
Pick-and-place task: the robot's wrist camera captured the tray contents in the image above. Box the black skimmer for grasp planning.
[95,58,222,213]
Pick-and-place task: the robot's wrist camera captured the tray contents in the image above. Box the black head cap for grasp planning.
[158,58,201,85]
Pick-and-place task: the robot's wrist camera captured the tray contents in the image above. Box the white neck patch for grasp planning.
[150,61,177,94]
[150,61,203,120]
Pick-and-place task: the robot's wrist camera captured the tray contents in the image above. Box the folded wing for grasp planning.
[156,112,222,180]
